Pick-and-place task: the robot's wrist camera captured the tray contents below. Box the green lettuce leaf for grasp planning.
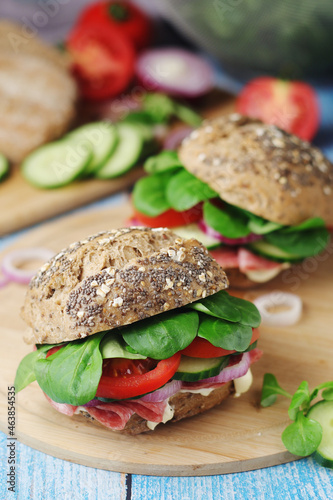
[122,310,199,359]
[198,316,253,351]
[100,334,146,359]
[203,201,251,238]
[166,170,217,211]
[132,170,176,216]
[144,150,183,174]
[14,344,58,393]
[34,332,106,405]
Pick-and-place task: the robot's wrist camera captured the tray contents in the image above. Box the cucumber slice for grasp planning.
[172,223,221,249]
[0,153,9,181]
[21,141,92,189]
[307,400,333,469]
[96,123,144,179]
[173,355,229,382]
[248,240,302,262]
[248,219,283,235]
[66,122,118,175]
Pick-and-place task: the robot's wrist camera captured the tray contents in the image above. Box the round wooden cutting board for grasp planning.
[0,203,332,476]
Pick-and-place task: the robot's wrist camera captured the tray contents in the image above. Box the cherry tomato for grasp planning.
[180,328,260,358]
[96,353,181,399]
[133,203,203,228]
[67,23,135,100]
[77,1,152,51]
[236,77,320,141]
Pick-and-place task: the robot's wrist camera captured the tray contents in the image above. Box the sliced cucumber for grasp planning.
[0,153,9,181]
[307,400,333,469]
[173,355,229,382]
[21,140,92,189]
[66,122,118,175]
[248,240,302,262]
[96,123,144,179]
[248,219,283,235]
[172,223,221,249]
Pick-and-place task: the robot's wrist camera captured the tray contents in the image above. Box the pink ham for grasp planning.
[238,248,282,271]
[209,247,239,269]
[85,400,168,431]
[44,393,77,416]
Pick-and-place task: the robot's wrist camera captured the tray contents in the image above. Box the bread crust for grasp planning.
[179,114,333,226]
[0,21,76,163]
[22,227,228,344]
[77,382,234,435]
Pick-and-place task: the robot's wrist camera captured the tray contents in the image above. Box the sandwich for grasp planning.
[15,227,261,435]
[132,114,333,287]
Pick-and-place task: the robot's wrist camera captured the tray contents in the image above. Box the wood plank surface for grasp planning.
[1,203,331,476]
[0,91,235,237]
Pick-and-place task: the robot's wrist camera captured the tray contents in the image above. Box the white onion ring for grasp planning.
[1,247,55,285]
[253,291,302,326]
[139,380,182,402]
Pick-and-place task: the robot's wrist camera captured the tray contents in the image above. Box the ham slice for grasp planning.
[85,400,168,431]
[238,248,282,271]
[44,393,77,416]
[210,247,282,271]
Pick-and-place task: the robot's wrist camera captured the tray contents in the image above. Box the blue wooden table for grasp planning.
[1,194,333,500]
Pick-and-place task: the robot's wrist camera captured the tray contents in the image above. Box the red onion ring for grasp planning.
[199,219,262,245]
[1,247,55,285]
[163,126,193,150]
[136,48,215,98]
[139,380,182,402]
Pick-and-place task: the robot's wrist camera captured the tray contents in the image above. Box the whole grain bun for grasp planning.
[179,114,333,226]
[78,382,234,435]
[0,21,76,163]
[22,227,228,345]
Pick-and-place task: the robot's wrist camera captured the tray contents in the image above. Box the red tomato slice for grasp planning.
[77,1,152,51]
[133,203,203,228]
[180,328,260,358]
[236,77,320,141]
[67,23,135,100]
[96,353,181,399]
[46,346,64,357]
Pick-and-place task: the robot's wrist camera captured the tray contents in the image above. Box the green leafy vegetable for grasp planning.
[132,171,175,216]
[143,93,202,127]
[122,310,199,359]
[282,412,323,456]
[288,381,310,420]
[261,374,333,464]
[34,332,106,405]
[260,373,292,407]
[198,316,253,351]
[100,334,146,360]
[144,150,183,174]
[166,170,217,211]
[14,344,59,393]
[265,226,329,257]
[203,201,251,238]
[188,290,261,327]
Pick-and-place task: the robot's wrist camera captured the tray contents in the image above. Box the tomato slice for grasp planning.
[96,353,181,399]
[67,23,135,100]
[236,77,320,141]
[180,328,260,358]
[133,203,203,228]
[46,345,64,357]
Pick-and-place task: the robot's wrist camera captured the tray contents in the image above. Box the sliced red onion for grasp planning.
[81,399,102,408]
[182,353,251,390]
[163,126,193,150]
[136,48,215,98]
[199,219,262,245]
[0,274,10,289]
[2,247,55,285]
[139,380,182,402]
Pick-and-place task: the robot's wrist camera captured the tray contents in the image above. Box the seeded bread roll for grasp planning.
[179,114,333,226]
[22,227,228,345]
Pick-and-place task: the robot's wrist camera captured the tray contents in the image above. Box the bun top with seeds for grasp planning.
[22,227,228,345]
[179,114,333,226]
